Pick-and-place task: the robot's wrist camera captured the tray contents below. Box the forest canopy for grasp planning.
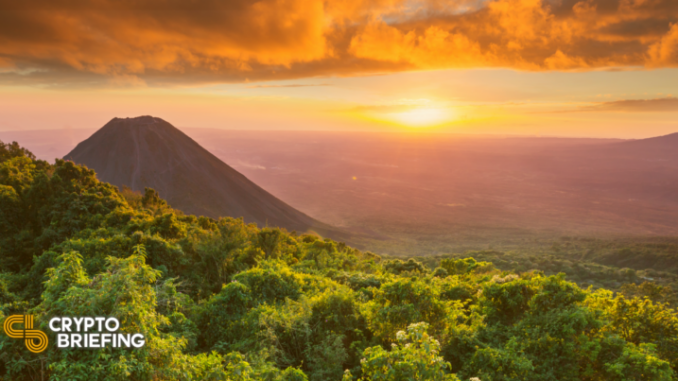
[1,140,677,381]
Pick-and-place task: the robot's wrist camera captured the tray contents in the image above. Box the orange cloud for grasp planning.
[349,20,489,68]
[578,97,678,112]
[0,0,676,86]
[247,83,331,88]
[647,23,678,67]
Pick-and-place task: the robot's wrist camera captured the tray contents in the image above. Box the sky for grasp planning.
[0,0,677,138]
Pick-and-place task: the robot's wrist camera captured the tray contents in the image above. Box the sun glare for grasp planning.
[391,108,451,127]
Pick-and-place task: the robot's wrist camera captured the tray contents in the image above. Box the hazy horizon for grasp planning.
[1,120,676,138]
[3,124,676,257]
[0,122,664,166]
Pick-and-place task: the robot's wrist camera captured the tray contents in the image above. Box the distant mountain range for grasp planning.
[64,116,352,240]
[611,132,678,156]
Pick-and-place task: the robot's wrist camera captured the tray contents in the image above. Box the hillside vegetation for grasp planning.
[1,140,678,381]
[406,239,678,307]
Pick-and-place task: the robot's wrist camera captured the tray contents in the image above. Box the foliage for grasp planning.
[382,258,428,276]
[364,277,450,342]
[357,322,458,381]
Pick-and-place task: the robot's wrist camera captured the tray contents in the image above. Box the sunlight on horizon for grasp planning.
[390,107,453,127]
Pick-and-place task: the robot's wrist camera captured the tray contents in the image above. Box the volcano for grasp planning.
[64,116,348,238]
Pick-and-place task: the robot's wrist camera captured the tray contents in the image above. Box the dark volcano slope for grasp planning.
[65,116,349,239]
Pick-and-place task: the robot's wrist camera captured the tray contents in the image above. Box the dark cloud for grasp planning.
[0,0,677,87]
[598,18,676,39]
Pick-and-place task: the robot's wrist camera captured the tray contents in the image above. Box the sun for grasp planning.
[350,101,456,129]
[392,108,450,127]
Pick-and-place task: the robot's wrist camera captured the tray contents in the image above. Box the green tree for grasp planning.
[358,322,458,381]
[364,278,450,342]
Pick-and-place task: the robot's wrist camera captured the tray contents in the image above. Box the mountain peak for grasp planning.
[64,116,349,239]
[104,115,170,129]
[113,115,160,122]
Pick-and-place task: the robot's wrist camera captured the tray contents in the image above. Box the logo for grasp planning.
[3,315,49,353]
[3,315,145,353]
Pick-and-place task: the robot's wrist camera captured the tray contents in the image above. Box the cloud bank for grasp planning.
[583,97,678,112]
[0,0,677,86]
